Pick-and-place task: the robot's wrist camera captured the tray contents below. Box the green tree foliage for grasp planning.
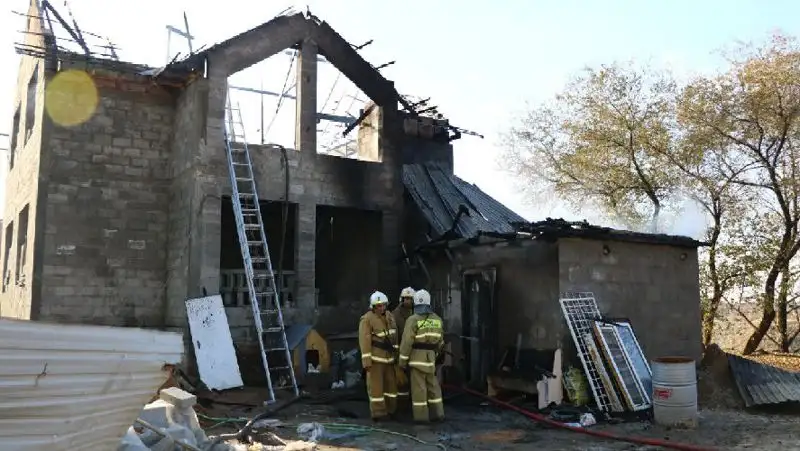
[503,63,681,231]
[503,34,800,353]
[677,34,800,353]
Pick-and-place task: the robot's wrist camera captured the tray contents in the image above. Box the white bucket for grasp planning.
[651,357,698,429]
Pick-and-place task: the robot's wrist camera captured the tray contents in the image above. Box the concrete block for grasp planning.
[139,399,170,428]
[159,386,197,410]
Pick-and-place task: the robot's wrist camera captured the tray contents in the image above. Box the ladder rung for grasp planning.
[266,347,287,352]
[236,177,253,182]
[244,224,260,230]
[264,327,283,333]
[252,257,267,263]
[247,241,262,246]
[269,366,290,372]
[238,193,255,198]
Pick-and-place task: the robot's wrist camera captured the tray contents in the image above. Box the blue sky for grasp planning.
[0,0,797,233]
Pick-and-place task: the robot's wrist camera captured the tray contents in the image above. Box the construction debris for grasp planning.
[119,387,239,451]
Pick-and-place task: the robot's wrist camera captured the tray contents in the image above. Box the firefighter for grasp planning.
[393,287,416,334]
[398,289,445,423]
[393,287,416,406]
[358,290,399,421]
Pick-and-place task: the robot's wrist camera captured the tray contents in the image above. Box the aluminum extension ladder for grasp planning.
[223,92,299,402]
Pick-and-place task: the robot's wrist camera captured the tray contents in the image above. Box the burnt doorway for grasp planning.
[462,268,496,387]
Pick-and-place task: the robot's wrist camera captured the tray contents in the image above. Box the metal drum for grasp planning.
[651,357,698,428]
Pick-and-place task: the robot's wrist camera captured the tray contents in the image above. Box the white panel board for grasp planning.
[186,295,243,390]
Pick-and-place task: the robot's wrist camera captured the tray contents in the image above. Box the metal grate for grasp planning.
[559,292,615,412]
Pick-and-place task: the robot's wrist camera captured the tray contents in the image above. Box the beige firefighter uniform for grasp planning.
[358,308,399,419]
[398,312,445,422]
[392,289,415,404]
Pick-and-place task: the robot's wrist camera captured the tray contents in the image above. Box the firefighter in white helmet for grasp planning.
[358,290,399,421]
[398,289,445,422]
[392,287,416,408]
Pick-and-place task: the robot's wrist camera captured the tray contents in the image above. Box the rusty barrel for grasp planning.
[651,356,698,429]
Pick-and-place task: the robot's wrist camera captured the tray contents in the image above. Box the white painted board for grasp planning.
[186,295,244,390]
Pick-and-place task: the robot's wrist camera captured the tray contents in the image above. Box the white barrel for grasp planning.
[651,357,698,429]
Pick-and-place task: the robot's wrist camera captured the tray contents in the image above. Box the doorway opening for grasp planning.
[462,268,497,387]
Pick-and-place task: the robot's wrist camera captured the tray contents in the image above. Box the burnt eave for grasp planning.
[514,219,707,248]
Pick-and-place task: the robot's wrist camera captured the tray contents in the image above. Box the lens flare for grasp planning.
[45,70,98,127]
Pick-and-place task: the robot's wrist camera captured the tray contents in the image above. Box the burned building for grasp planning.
[401,186,705,384]
[0,4,456,350]
[1,1,703,386]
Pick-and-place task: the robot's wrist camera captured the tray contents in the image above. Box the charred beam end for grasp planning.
[42,0,90,56]
[342,104,376,137]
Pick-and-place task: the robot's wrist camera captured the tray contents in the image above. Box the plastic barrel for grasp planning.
[651,357,698,429]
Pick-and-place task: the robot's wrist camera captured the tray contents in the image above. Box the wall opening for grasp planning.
[9,108,20,170]
[24,67,38,145]
[15,205,29,285]
[315,205,382,307]
[219,196,298,308]
[2,221,13,292]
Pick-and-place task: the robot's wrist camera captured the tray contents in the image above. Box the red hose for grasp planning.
[443,385,717,451]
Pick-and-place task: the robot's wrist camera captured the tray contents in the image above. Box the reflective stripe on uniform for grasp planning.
[428,397,443,404]
[361,353,372,358]
[412,401,428,407]
[398,391,409,396]
[393,344,400,349]
[371,355,394,363]
[409,361,435,369]
[415,332,442,339]
[374,329,397,338]
[369,397,386,404]
[399,355,410,361]
[384,392,398,398]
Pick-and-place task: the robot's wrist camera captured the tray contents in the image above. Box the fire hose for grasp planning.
[442,385,717,451]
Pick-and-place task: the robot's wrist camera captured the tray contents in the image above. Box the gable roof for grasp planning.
[169,12,407,108]
[403,163,526,240]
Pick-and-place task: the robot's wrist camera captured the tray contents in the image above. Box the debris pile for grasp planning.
[559,292,655,416]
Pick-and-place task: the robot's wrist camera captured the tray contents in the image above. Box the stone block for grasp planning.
[159,387,197,410]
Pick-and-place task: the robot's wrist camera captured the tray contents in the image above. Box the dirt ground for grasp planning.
[197,386,800,451]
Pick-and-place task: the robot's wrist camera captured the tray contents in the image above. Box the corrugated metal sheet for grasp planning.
[402,163,526,239]
[727,353,800,407]
[0,318,183,450]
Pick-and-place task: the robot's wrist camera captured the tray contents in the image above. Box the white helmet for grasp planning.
[369,291,389,307]
[400,287,416,299]
[413,289,431,306]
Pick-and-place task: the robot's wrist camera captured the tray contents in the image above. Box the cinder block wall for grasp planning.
[36,64,175,326]
[557,238,703,362]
